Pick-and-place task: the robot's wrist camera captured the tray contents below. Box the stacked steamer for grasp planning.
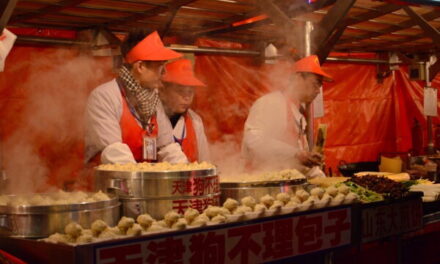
[0,190,119,238]
[94,162,220,219]
[219,169,307,203]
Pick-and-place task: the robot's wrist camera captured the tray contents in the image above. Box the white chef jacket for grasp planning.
[85,79,188,164]
[242,90,324,177]
[172,109,210,162]
[0,29,17,72]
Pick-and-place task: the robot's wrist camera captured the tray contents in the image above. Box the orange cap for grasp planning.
[162,59,206,87]
[125,31,182,63]
[292,55,333,82]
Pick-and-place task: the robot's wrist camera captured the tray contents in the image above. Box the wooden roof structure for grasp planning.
[2,0,440,74]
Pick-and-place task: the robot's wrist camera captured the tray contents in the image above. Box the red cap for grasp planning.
[293,55,333,82]
[125,31,182,63]
[162,59,206,87]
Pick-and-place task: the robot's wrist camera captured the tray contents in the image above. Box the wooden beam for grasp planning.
[343,4,402,26]
[0,0,18,33]
[403,6,440,49]
[9,0,88,23]
[312,0,355,53]
[159,7,180,38]
[338,10,440,45]
[100,0,196,27]
[317,25,346,63]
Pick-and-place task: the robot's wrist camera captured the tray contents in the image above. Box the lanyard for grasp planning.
[173,117,186,146]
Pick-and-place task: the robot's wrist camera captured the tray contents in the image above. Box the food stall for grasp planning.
[0,0,440,263]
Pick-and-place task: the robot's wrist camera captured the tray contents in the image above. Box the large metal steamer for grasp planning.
[0,194,120,238]
[220,178,307,203]
[94,167,220,219]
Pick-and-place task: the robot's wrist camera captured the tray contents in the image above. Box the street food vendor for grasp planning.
[242,55,332,177]
[159,58,210,162]
[84,31,188,164]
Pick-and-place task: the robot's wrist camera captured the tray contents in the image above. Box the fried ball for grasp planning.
[295,190,310,202]
[76,234,94,244]
[234,205,252,214]
[269,200,284,210]
[204,206,222,218]
[219,207,231,216]
[164,211,181,226]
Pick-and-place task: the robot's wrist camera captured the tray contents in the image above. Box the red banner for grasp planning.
[95,208,351,264]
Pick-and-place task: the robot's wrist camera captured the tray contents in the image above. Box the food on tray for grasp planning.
[183,208,199,223]
[276,192,291,204]
[117,217,135,234]
[350,175,408,199]
[137,214,155,230]
[210,214,226,224]
[97,161,215,171]
[337,181,383,203]
[220,169,305,183]
[308,177,349,187]
[355,172,410,182]
[0,190,111,207]
[65,222,82,239]
[126,223,143,236]
[260,194,275,208]
[171,218,188,230]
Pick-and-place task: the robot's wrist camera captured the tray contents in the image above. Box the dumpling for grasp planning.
[269,200,284,210]
[295,190,310,202]
[234,205,252,214]
[326,186,338,197]
[241,196,256,209]
[91,220,108,236]
[164,211,181,226]
[337,185,349,195]
[204,206,222,218]
[253,203,266,213]
[76,234,94,244]
[210,215,226,224]
[219,207,231,216]
[171,218,188,230]
[65,222,82,238]
[137,214,155,230]
[126,223,143,236]
[223,198,239,212]
[260,195,275,208]
[117,217,135,233]
[310,188,325,199]
[183,208,199,224]
[276,193,291,204]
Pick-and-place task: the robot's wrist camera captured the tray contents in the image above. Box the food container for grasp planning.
[94,168,220,218]
[0,194,120,238]
[220,178,306,203]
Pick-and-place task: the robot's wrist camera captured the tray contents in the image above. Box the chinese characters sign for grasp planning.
[96,208,351,264]
[362,199,423,243]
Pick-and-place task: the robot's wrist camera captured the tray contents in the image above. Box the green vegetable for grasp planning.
[336,181,384,203]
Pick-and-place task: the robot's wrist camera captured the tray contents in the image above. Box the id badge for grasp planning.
[143,135,157,161]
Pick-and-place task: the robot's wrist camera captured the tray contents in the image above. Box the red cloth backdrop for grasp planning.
[0,39,439,191]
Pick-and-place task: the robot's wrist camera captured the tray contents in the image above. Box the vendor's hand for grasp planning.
[296,151,323,167]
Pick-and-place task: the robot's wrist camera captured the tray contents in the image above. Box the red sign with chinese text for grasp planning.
[361,199,423,243]
[96,207,351,264]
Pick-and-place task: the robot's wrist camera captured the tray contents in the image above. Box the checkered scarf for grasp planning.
[118,65,159,128]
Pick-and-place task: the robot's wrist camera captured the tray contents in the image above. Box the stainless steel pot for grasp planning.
[94,168,220,219]
[0,194,120,238]
[94,168,218,198]
[120,193,221,219]
[220,179,307,203]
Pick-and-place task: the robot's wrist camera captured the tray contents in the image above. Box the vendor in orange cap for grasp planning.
[85,30,188,164]
[159,59,210,162]
[242,55,332,177]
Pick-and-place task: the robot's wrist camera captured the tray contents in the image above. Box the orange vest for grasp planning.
[119,97,158,162]
[175,113,199,162]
